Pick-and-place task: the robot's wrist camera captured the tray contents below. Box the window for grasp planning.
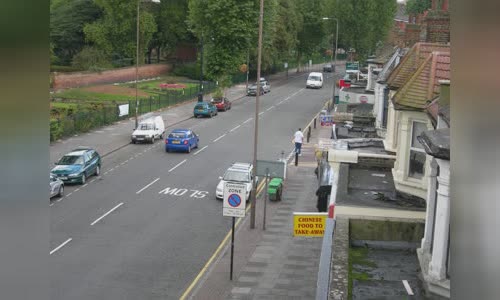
[408,121,427,179]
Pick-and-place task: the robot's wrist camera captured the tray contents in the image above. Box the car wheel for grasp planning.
[58,185,64,197]
[151,136,155,144]
[132,140,136,144]
[247,192,251,203]
[81,173,86,185]
[187,145,191,153]
[95,165,100,176]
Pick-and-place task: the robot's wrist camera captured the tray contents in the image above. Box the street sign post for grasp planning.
[223,182,247,281]
[345,61,359,74]
[256,160,285,178]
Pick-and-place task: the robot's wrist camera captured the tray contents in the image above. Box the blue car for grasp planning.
[51,147,101,184]
[193,101,218,118]
[165,129,199,153]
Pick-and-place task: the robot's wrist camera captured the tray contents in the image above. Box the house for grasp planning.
[383,42,450,200]
[416,80,451,298]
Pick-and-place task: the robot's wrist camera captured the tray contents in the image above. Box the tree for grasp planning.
[50,0,102,65]
[296,0,324,69]
[83,0,158,65]
[405,0,431,15]
[187,0,258,85]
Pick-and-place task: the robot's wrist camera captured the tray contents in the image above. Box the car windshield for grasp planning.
[195,104,206,109]
[249,84,257,89]
[58,155,84,165]
[223,170,249,182]
[309,76,321,81]
[169,132,187,138]
[139,123,154,130]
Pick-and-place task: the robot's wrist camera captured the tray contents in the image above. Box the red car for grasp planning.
[211,97,232,111]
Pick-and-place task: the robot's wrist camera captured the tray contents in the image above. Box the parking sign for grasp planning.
[223,182,247,217]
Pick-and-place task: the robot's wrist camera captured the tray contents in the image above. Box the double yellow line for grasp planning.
[179,180,266,300]
[180,99,331,299]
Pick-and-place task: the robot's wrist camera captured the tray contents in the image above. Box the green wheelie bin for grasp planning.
[267,178,283,201]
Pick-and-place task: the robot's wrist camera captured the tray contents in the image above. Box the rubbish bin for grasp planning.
[268,178,283,201]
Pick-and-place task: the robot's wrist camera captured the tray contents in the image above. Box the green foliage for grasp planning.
[71,46,112,71]
[348,246,377,300]
[405,0,431,15]
[54,87,135,102]
[212,87,224,99]
[172,62,200,79]
[296,0,324,58]
[84,0,158,62]
[188,0,258,80]
[154,0,194,56]
[50,119,64,141]
[50,0,102,65]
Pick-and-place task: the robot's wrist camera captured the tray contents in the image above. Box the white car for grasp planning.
[132,115,165,144]
[216,163,258,202]
[50,173,64,199]
[306,72,324,89]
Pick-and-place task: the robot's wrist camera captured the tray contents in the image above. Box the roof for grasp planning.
[367,45,399,65]
[67,150,87,156]
[439,104,450,127]
[171,128,191,133]
[392,50,450,110]
[377,48,404,83]
[425,96,440,126]
[417,128,450,160]
[386,43,450,90]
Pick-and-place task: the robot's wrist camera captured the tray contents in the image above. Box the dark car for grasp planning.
[247,81,270,96]
[323,63,333,72]
[211,97,232,111]
[193,101,218,118]
[51,147,101,184]
[165,129,199,153]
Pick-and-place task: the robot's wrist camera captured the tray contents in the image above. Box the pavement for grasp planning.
[184,109,336,300]
[50,62,344,300]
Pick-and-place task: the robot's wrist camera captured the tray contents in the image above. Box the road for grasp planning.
[50,72,334,299]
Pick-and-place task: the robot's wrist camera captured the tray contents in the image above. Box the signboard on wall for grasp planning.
[345,61,360,74]
[118,104,129,117]
[293,213,327,237]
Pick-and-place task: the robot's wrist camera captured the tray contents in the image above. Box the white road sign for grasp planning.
[223,182,247,218]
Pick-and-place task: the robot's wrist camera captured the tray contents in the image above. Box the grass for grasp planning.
[129,78,199,91]
[52,88,139,102]
[51,102,80,109]
[348,246,377,300]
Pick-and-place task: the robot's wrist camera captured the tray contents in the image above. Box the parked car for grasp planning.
[193,101,218,118]
[131,115,165,144]
[49,173,64,198]
[165,129,199,153]
[51,147,101,184]
[211,97,232,111]
[306,72,324,89]
[323,63,333,72]
[216,162,258,202]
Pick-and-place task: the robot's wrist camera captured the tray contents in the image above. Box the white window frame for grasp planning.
[407,120,427,180]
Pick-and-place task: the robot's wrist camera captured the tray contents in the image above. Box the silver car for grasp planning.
[50,173,64,198]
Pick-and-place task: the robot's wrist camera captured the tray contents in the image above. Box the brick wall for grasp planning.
[52,64,172,90]
[425,12,450,44]
[405,24,422,47]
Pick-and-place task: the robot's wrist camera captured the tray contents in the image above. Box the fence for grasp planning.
[50,81,218,142]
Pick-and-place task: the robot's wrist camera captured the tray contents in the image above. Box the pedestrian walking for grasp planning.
[293,128,304,156]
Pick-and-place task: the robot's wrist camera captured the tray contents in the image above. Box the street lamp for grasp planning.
[322,17,338,110]
[135,0,161,129]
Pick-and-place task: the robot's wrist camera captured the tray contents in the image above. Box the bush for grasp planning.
[50,65,84,73]
[72,46,112,71]
[50,119,63,142]
[172,62,200,80]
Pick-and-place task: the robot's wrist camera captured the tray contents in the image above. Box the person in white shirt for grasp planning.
[294,128,304,156]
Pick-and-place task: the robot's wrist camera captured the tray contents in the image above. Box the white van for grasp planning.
[131,115,165,144]
[306,72,324,89]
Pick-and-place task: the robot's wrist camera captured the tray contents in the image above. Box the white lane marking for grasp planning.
[258,112,264,116]
[74,188,80,192]
[266,106,274,111]
[49,203,54,206]
[169,159,187,172]
[213,134,226,142]
[82,183,88,188]
[402,280,414,295]
[120,162,126,166]
[243,118,253,124]
[193,145,208,156]
[277,100,284,105]
[104,171,109,175]
[124,159,129,163]
[56,197,63,202]
[89,179,96,183]
[129,157,134,160]
[50,238,72,255]
[90,202,124,226]
[66,192,73,197]
[109,167,115,171]
[230,125,241,132]
[136,178,160,194]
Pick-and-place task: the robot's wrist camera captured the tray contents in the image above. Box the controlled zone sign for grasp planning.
[223,182,247,218]
[293,212,328,237]
[320,115,334,126]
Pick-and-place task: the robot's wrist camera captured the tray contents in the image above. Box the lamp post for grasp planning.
[250,0,265,229]
[135,0,161,129]
[198,34,204,101]
[322,17,338,110]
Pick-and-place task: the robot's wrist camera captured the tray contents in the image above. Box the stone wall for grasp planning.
[52,64,172,91]
[357,156,395,169]
[329,217,349,300]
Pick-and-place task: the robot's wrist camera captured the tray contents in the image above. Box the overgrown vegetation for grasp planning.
[348,246,377,300]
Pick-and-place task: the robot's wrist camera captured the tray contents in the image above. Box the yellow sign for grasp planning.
[293,213,327,237]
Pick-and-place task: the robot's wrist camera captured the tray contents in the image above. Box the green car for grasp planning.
[51,147,101,184]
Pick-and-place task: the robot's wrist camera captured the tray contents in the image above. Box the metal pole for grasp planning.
[263,169,269,231]
[230,216,235,280]
[135,0,140,129]
[200,35,204,93]
[333,18,339,110]
[250,0,264,229]
[246,50,249,92]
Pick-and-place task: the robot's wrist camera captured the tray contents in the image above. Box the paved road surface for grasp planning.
[50,71,335,299]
